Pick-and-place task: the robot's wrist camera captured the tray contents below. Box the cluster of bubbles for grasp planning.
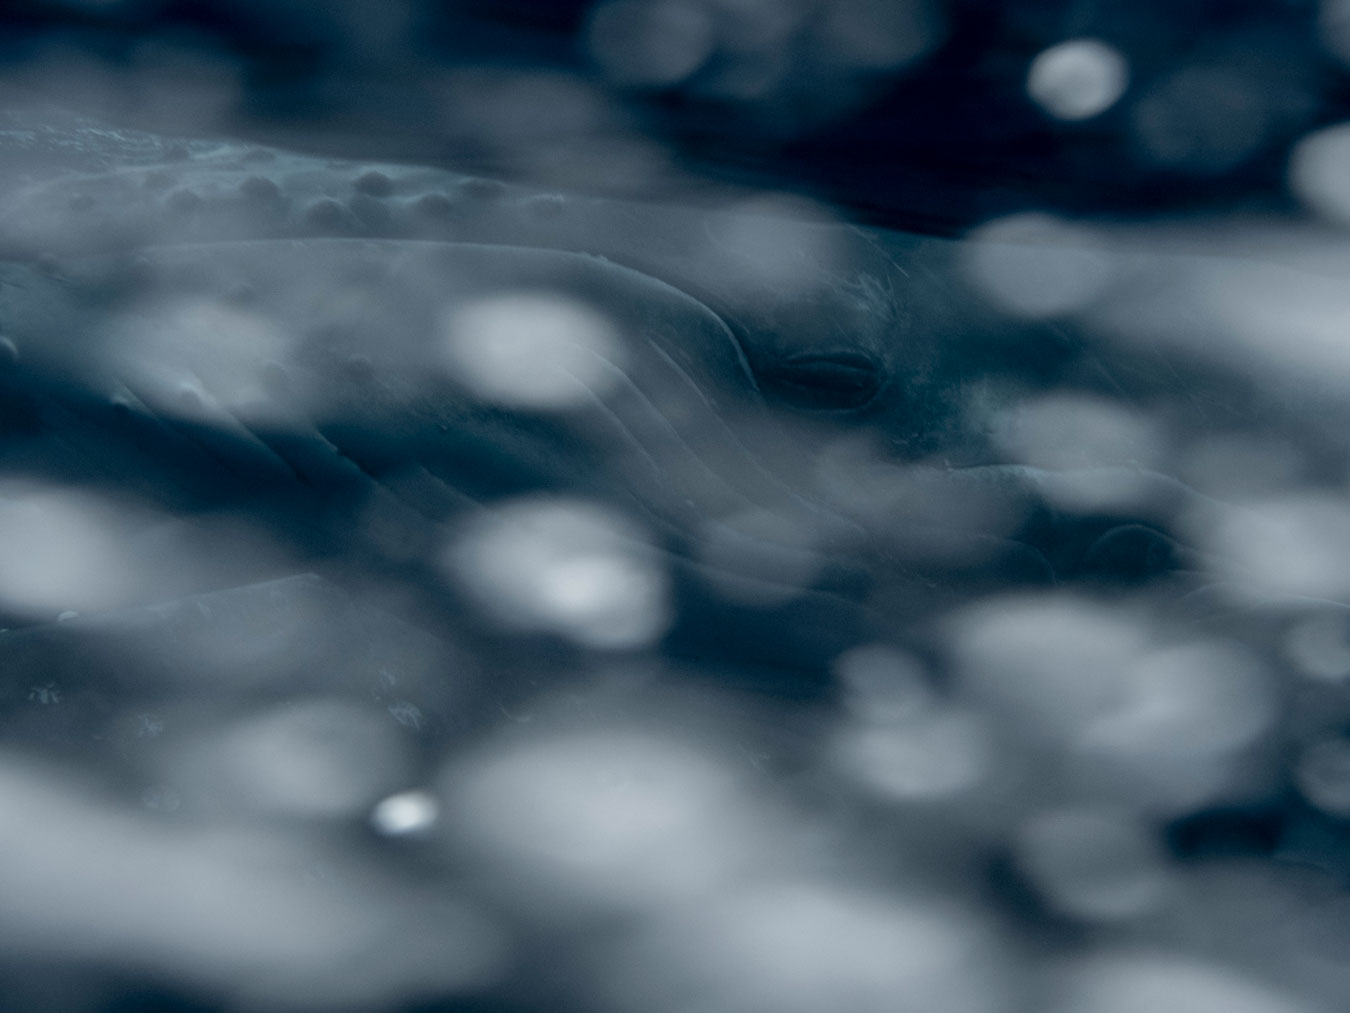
[5,3,1350,1013]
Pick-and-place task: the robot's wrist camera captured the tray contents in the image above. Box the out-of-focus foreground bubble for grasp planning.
[0,482,145,617]
[1285,612,1350,682]
[106,294,297,414]
[950,595,1275,813]
[1048,953,1318,1013]
[370,789,439,837]
[1027,39,1129,122]
[1131,65,1274,174]
[158,698,412,820]
[834,642,933,723]
[964,214,1114,319]
[818,0,944,72]
[441,291,626,410]
[0,757,508,1009]
[1013,805,1172,921]
[1294,734,1350,818]
[994,393,1164,473]
[586,0,717,89]
[445,496,671,649]
[601,883,1007,1013]
[440,727,767,908]
[1289,123,1350,226]
[832,703,992,802]
[702,196,846,298]
[1192,493,1350,602]
[1322,0,1350,66]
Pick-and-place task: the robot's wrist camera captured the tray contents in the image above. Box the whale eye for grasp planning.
[753,350,885,412]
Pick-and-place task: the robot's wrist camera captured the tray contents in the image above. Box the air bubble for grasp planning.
[1027,39,1129,121]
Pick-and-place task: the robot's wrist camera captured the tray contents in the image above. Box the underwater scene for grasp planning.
[3,2,1350,1011]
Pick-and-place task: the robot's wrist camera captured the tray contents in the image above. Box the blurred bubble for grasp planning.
[168,698,411,819]
[1014,806,1172,921]
[1073,641,1274,811]
[370,790,439,836]
[1091,641,1274,755]
[1180,434,1307,499]
[1050,953,1316,1013]
[442,729,762,906]
[445,497,671,649]
[703,196,845,297]
[1322,0,1350,66]
[814,443,1028,561]
[1196,494,1350,601]
[1188,258,1350,385]
[1286,612,1350,682]
[110,295,294,410]
[965,214,1113,319]
[820,0,943,72]
[996,394,1162,471]
[1289,123,1350,226]
[833,706,991,802]
[1027,39,1129,121]
[604,883,1004,1013]
[833,643,933,723]
[441,291,625,410]
[949,594,1150,742]
[587,0,716,88]
[1295,735,1350,817]
[0,757,504,1006]
[0,482,144,616]
[1132,66,1271,174]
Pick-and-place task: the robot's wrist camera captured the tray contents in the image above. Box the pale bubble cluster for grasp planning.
[1,24,1349,1012]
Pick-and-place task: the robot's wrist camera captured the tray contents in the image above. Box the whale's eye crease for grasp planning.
[751,350,886,412]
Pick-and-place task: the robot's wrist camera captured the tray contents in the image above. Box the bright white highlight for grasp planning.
[371,790,440,836]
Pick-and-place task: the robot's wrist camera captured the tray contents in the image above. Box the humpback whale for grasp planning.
[0,119,1339,1013]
